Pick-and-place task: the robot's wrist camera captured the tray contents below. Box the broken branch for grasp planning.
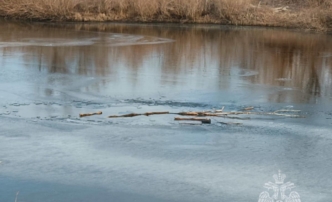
[79,111,102,117]
[174,117,211,124]
[108,111,169,118]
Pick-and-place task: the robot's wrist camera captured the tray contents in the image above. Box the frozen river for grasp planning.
[0,20,332,202]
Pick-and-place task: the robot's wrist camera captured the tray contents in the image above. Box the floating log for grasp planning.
[79,111,102,117]
[109,111,169,118]
[174,117,211,124]
[107,108,303,120]
[177,111,225,117]
[108,113,141,118]
[144,111,169,116]
[108,113,140,118]
[178,112,199,116]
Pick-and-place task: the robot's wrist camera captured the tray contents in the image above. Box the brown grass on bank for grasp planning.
[0,0,332,31]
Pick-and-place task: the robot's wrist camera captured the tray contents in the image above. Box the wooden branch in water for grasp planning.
[144,111,169,116]
[108,111,169,118]
[177,111,226,116]
[107,108,303,119]
[108,113,141,118]
[174,117,211,124]
[79,111,102,117]
[178,112,199,116]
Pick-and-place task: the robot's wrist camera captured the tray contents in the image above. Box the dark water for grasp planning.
[0,20,332,202]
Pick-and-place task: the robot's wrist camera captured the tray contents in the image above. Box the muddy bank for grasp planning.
[1,0,332,31]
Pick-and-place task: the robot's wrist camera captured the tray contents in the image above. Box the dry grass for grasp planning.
[0,0,331,30]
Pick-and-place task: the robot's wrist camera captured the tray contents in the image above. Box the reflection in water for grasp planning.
[2,22,332,202]
[1,21,332,104]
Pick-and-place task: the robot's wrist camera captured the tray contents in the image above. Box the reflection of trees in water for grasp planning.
[1,22,332,103]
[240,31,332,103]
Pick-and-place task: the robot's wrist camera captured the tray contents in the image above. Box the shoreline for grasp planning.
[0,0,331,32]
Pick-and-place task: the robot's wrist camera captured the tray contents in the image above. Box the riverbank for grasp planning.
[0,0,332,31]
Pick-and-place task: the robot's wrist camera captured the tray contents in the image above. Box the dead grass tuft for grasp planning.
[0,0,331,31]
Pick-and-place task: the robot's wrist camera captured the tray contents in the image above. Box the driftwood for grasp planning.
[80,111,102,117]
[108,107,303,119]
[177,107,225,116]
[106,107,303,123]
[174,117,211,124]
[177,112,220,116]
[78,105,303,127]
[175,109,303,118]
[108,111,169,118]
[176,111,249,116]
[107,110,226,118]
